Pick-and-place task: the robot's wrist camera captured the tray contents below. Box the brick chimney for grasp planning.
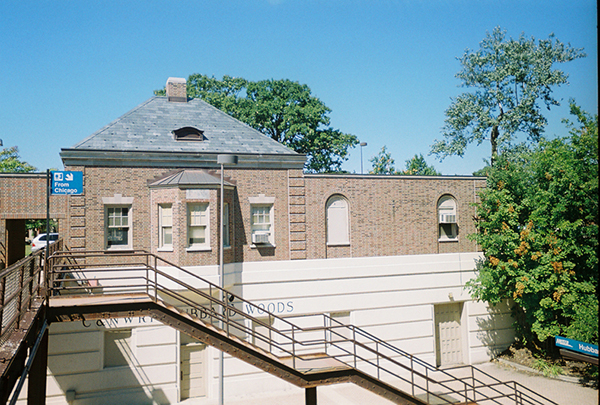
[166,77,187,102]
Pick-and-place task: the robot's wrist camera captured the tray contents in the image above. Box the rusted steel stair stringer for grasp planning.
[47,297,428,405]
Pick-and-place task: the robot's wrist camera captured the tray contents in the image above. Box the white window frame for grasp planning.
[158,204,173,251]
[326,195,350,246]
[105,205,132,250]
[438,195,458,241]
[250,204,274,245]
[248,195,275,247]
[187,203,210,251]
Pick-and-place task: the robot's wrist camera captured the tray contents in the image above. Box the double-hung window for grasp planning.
[159,204,173,250]
[249,195,275,246]
[188,203,209,250]
[438,195,458,241]
[250,205,273,245]
[106,206,131,249]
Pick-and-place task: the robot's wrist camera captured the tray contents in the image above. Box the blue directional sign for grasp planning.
[555,336,598,357]
[51,171,83,195]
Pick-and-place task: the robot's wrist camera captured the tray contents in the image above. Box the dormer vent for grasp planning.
[173,127,204,141]
[166,77,187,102]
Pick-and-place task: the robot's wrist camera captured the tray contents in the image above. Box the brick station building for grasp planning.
[3,78,515,405]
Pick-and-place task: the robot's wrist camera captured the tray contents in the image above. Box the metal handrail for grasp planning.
[0,239,64,345]
[47,249,557,405]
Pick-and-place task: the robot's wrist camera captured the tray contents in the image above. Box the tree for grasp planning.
[466,103,598,349]
[0,146,36,172]
[369,146,397,174]
[431,27,585,166]
[370,148,441,176]
[401,154,440,176]
[155,74,358,173]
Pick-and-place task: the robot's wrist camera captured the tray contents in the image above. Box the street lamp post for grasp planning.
[216,154,238,405]
[360,142,367,174]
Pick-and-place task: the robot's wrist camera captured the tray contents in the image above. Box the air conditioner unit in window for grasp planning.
[252,232,270,244]
[439,214,457,224]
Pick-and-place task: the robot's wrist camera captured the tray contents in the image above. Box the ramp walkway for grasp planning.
[1,246,559,405]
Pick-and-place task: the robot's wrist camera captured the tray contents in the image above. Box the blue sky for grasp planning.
[1,0,597,175]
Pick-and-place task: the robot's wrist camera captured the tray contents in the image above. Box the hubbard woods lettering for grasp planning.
[184,301,294,318]
[244,301,294,315]
[79,300,295,328]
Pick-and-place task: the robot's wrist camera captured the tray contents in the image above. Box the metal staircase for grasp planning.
[42,249,557,405]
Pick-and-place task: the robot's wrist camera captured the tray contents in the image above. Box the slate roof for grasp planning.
[149,170,233,188]
[71,97,298,156]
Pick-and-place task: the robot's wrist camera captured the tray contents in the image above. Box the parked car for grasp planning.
[31,233,59,252]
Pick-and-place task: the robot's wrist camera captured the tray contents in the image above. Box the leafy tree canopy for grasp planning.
[155,74,358,173]
[370,148,440,176]
[402,154,440,176]
[431,27,585,165]
[369,145,397,174]
[0,147,36,173]
[466,102,598,347]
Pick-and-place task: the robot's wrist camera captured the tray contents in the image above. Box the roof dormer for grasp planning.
[172,127,205,141]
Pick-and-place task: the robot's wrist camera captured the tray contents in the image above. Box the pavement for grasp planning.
[183,360,598,405]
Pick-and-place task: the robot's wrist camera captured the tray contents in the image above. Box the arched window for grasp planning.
[326,195,350,245]
[438,195,458,241]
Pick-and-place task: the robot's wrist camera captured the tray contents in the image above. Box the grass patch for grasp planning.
[532,358,563,377]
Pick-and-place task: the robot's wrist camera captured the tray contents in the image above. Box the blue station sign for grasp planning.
[555,336,599,357]
[51,171,83,195]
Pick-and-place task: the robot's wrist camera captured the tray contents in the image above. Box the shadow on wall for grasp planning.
[47,324,171,405]
[256,246,276,257]
[475,299,515,359]
[232,190,245,262]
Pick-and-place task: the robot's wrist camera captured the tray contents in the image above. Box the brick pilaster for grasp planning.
[288,170,306,260]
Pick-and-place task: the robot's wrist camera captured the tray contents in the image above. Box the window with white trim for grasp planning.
[188,203,210,250]
[438,195,458,241]
[106,206,131,249]
[250,205,273,245]
[326,195,350,245]
[159,204,173,250]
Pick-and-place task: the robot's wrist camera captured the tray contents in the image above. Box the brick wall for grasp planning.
[304,175,485,259]
[2,169,486,268]
[0,173,68,267]
[64,166,295,265]
[0,173,67,220]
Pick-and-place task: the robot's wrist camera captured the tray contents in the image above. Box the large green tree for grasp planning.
[156,74,358,173]
[0,146,36,172]
[431,27,585,165]
[466,103,598,348]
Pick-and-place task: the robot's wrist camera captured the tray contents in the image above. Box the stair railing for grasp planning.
[47,250,557,405]
[0,244,48,345]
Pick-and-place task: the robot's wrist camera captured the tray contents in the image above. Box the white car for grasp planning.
[31,233,59,252]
